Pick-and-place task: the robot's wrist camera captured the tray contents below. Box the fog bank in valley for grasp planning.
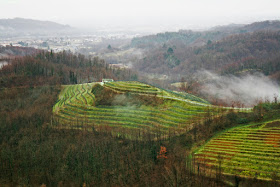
[198,71,280,106]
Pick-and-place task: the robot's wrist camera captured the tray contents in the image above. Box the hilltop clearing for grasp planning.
[52,81,247,139]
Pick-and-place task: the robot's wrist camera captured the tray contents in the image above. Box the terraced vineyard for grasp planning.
[104,81,210,104]
[104,81,162,95]
[53,81,222,137]
[194,120,280,180]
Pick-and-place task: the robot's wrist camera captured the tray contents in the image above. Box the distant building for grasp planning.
[102,79,114,83]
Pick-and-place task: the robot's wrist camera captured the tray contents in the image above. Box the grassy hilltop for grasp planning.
[52,81,225,138]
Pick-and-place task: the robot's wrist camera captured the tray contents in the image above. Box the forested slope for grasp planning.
[135,31,280,81]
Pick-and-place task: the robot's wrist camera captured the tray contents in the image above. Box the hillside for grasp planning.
[1,19,280,186]
[186,31,280,75]
[131,21,280,85]
[135,31,280,79]
[0,47,279,186]
[195,120,280,179]
[131,20,280,49]
[0,58,233,186]
[193,103,280,182]
[52,81,229,138]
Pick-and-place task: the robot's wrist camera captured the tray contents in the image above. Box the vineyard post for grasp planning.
[216,153,223,182]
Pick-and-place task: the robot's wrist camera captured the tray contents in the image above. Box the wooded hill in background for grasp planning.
[131,20,280,49]
[132,20,280,82]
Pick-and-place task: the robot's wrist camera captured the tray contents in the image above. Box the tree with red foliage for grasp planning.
[157,146,167,159]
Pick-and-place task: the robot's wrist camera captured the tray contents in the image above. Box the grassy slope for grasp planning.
[52,81,225,137]
[194,117,280,180]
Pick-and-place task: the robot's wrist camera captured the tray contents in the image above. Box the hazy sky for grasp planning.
[0,0,280,31]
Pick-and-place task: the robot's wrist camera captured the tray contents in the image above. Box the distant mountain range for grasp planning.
[0,18,74,36]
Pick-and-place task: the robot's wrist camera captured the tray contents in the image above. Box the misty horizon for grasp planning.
[1,0,280,33]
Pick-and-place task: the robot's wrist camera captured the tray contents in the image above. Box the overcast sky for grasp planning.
[0,0,280,32]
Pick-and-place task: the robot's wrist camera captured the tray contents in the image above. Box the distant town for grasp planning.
[0,33,139,54]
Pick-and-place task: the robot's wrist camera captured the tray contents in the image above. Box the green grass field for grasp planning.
[53,81,223,136]
[194,119,280,180]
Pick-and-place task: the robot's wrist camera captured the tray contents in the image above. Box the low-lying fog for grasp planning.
[198,70,280,106]
[0,61,8,69]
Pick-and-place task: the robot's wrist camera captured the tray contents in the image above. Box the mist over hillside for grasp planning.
[196,70,280,107]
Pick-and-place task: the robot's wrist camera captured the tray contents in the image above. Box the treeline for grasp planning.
[0,45,39,57]
[131,20,280,49]
[131,30,208,49]
[0,49,138,87]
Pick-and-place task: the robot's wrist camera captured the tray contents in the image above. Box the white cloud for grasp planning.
[198,71,280,106]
